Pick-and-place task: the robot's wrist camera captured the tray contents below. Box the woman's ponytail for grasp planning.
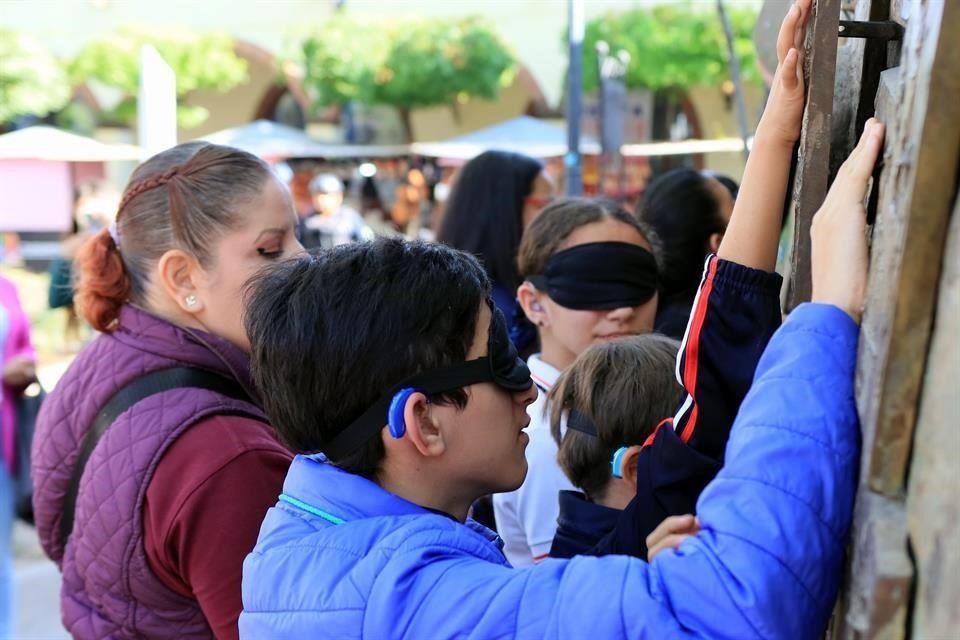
[75,228,130,332]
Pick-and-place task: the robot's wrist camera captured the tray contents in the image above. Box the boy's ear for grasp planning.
[157,249,205,314]
[620,445,643,491]
[401,392,445,458]
[517,282,549,327]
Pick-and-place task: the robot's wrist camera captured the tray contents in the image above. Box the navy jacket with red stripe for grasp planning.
[551,255,783,560]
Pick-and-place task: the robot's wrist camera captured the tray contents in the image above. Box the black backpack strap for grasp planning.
[59,367,252,547]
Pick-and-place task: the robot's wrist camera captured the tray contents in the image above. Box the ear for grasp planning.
[708,231,724,254]
[620,445,643,492]
[157,249,205,314]
[401,392,446,458]
[517,282,549,328]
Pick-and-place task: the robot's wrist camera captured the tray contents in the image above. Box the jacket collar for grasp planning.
[281,455,502,546]
[555,490,622,550]
[527,354,560,392]
[112,305,257,395]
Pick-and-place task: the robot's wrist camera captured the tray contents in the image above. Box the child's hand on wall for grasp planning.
[646,514,700,562]
[757,0,812,148]
[811,119,886,323]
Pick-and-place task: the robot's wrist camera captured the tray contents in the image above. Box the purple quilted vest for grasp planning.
[32,305,266,639]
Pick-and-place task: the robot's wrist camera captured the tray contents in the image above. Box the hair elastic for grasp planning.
[611,446,630,479]
[388,388,418,439]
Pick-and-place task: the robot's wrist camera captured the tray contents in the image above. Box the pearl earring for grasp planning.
[185,295,199,308]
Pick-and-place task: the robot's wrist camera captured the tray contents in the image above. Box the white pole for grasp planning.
[138,45,177,159]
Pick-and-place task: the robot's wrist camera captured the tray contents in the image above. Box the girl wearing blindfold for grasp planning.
[492,198,660,566]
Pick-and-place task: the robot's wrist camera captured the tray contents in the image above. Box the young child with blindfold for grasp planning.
[494,198,661,565]
[546,335,683,559]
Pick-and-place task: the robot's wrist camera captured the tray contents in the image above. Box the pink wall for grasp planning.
[71,161,107,187]
[0,159,73,232]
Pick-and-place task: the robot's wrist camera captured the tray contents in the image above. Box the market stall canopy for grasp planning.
[411,116,600,162]
[620,137,753,157]
[0,126,141,161]
[199,120,409,161]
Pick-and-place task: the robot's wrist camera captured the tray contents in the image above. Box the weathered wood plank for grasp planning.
[787,0,842,310]
[906,191,960,639]
[835,493,913,640]
[856,0,960,496]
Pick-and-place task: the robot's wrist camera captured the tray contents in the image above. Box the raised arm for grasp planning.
[718,0,810,271]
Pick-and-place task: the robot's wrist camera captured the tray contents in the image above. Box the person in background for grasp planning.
[49,186,117,351]
[0,273,36,640]
[389,166,428,238]
[32,142,301,639]
[637,167,735,339]
[48,217,85,350]
[300,173,373,250]
[494,198,660,566]
[437,150,555,324]
[703,170,740,200]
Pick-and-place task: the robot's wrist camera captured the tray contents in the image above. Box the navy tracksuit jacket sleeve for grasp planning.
[587,255,783,559]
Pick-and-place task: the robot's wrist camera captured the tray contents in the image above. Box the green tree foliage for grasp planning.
[582,5,759,92]
[295,17,515,137]
[0,29,71,127]
[376,18,515,107]
[69,26,248,128]
[297,16,385,106]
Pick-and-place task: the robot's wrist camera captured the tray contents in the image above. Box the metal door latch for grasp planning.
[838,20,904,41]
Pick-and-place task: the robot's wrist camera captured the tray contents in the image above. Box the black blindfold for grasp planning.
[325,299,532,459]
[526,241,658,311]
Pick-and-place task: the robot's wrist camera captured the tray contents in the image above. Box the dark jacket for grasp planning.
[549,490,621,558]
[583,255,784,560]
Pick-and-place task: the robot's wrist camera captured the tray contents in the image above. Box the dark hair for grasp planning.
[75,142,273,332]
[518,197,660,278]
[549,335,681,500]
[437,150,543,291]
[244,239,490,479]
[637,168,727,307]
[703,171,739,199]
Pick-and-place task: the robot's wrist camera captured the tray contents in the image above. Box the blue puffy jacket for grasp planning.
[240,303,862,639]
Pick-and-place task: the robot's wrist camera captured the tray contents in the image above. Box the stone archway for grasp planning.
[234,39,312,124]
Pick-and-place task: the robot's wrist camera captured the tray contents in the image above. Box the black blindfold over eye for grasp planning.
[325,299,532,459]
[527,241,658,311]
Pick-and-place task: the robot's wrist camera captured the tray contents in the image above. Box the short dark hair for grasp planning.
[549,335,681,500]
[637,169,727,307]
[437,150,543,291]
[244,238,490,478]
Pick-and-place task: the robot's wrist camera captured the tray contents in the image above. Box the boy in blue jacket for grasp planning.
[239,110,885,640]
